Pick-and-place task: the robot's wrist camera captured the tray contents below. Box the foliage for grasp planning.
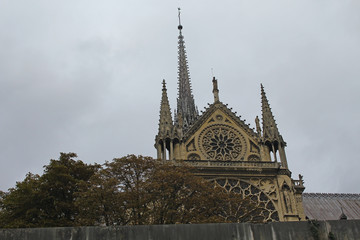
[0,153,96,228]
[75,155,263,225]
[0,154,264,228]
[39,153,97,227]
[143,162,260,224]
[0,173,42,228]
[75,155,155,225]
[143,161,222,224]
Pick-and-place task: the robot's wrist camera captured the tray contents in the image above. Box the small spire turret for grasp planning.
[155,80,176,161]
[261,84,280,140]
[158,79,173,136]
[260,84,288,168]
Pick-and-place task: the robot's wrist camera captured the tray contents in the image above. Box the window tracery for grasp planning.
[199,124,246,160]
[213,178,279,222]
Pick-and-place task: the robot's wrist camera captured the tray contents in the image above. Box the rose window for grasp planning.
[199,125,246,160]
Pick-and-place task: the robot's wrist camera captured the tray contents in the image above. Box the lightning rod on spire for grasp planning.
[178,7,183,30]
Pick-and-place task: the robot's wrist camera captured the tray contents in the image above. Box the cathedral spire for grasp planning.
[176,8,198,129]
[158,79,173,136]
[261,84,281,141]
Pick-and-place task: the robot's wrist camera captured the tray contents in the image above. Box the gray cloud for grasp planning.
[1,0,359,194]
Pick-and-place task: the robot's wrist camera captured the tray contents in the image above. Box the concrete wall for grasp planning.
[1,220,359,240]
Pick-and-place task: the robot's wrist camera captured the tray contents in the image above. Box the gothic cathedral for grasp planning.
[155,13,306,222]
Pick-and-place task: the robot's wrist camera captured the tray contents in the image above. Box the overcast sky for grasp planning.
[1,0,359,193]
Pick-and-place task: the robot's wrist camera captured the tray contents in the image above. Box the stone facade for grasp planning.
[154,11,305,222]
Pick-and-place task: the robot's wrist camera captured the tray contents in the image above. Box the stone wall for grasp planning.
[1,220,360,240]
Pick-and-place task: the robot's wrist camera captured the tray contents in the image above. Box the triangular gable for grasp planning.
[182,102,261,161]
[184,102,258,141]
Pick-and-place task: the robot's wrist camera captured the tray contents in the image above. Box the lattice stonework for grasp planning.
[213,178,279,222]
[199,124,247,161]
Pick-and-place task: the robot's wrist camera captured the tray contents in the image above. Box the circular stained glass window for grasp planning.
[199,124,246,160]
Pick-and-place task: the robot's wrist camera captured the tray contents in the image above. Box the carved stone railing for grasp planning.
[173,160,280,169]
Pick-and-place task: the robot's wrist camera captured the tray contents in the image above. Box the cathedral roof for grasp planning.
[303,193,360,220]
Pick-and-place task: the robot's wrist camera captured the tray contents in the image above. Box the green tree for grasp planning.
[0,173,42,228]
[75,165,128,226]
[75,155,263,225]
[1,154,263,228]
[144,162,263,224]
[0,153,96,228]
[76,155,155,225]
[144,162,218,224]
[39,152,97,227]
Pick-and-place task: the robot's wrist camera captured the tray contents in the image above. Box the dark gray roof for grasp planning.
[303,193,360,220]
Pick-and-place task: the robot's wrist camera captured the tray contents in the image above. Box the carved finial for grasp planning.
[212,77,219,103]
[162,79,166,90]
[298,174,304,185]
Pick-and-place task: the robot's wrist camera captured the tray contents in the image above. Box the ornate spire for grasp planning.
[261,84,281,141]
[158,80,173,136]
[176,8,198,129]
[261,84,289,168]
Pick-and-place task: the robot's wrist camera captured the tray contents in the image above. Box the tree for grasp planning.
[0,173,42,228]
[144,162,263,224]
[75,155,263,225]
[144,162,224,224]
[39,152,96,227]
[75,155,155,226]
[1,154,264,228]
[75,165,128,226]
[0,153,96,228]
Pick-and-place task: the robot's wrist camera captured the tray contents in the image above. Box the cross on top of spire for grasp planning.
[178,8,183,30]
